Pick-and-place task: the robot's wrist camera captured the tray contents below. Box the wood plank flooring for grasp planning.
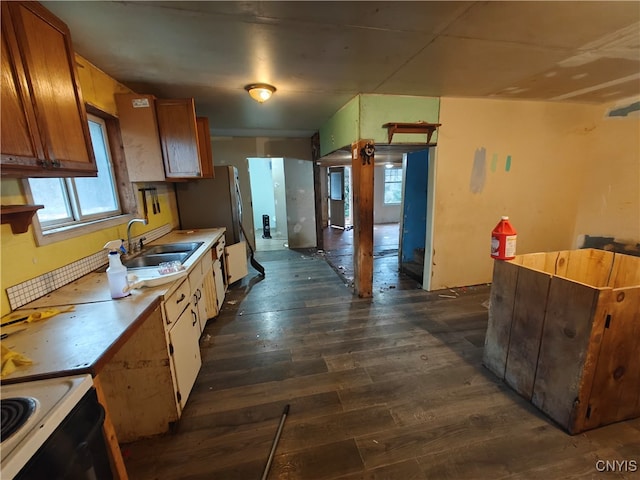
[122,250,639,480]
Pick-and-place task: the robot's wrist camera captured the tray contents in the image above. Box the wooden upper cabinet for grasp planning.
[1,1,96,177]
[116,94,214,182]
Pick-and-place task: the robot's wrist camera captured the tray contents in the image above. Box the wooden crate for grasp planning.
[483,249,640,434]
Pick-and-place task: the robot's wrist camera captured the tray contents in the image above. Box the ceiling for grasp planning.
[44,1,639,143]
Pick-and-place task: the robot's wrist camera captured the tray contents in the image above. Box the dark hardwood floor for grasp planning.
[123,249,640,479]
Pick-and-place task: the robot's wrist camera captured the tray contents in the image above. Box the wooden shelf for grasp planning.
[1,204,44,234]
[382,121,442,144]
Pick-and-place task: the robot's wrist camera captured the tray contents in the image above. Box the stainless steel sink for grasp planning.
[142,242,204,255]
[122,241,203,269]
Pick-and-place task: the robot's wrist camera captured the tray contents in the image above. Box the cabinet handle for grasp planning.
[39,159,49,168]
[196,288,202,301]
[176,293,186,304]
[191,309,198,326]
[51,159,61,168]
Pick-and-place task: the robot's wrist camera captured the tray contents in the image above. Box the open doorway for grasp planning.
[328,166,352,229]
[321,162,418,289]
[248,157,289,251]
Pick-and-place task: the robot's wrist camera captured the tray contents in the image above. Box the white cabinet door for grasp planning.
[225,241,248,285]
[194,281,208,334]
[213,259,225,308]
[168,304,202,410]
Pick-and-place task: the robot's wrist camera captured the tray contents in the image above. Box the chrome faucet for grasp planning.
[127,218,148,254]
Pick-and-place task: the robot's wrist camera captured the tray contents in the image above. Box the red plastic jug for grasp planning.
[491,216,517,260]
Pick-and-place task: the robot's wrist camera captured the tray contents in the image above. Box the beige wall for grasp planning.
[572,110,640,243]
[430,97,639,290]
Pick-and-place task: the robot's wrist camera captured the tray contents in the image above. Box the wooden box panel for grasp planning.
[484,249,640,434]
[504,267,551,398]
[483,260,518,378]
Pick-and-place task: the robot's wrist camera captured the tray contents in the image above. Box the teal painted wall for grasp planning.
[319,96,360,156]
[319,94,441,156]
[360,95,440,144]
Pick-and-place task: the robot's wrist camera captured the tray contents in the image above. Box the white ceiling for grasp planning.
[44,1,640,140]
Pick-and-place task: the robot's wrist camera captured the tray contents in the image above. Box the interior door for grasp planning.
[329,167,345,229]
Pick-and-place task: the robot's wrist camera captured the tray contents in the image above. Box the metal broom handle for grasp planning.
[261,404,290,480]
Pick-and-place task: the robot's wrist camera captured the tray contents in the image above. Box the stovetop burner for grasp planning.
[1,397,37,443]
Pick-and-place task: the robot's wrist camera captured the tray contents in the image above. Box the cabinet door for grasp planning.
[202,262,221,320]
[225,241,249,285]
[2,2,96,177]
[155,98,202,179]
[194,282,208,334]
[0,8,44,169]
[114,93,166,182]
[213,259,226,308]
[168,304,202,410]
[196,117,214,178]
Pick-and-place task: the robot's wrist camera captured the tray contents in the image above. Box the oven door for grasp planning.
[16,387,112,479]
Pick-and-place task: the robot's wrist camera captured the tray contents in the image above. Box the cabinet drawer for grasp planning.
[164,278,191,325]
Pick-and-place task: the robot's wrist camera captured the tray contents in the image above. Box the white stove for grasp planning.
[1,374,93,479]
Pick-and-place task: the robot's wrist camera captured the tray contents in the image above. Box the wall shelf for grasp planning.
[382,121,442,144]
[1,204,44,234]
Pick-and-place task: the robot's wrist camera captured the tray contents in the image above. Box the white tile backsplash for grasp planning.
[6,223,173,311]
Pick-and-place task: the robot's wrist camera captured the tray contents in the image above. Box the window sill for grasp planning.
[33,214,135,247]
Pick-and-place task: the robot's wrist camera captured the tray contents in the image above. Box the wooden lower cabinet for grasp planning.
[98,287,202,443]
[97,305,179,443]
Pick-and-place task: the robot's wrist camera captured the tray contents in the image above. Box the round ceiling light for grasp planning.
[244,83,276,103]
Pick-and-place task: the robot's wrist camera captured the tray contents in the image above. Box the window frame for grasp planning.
[383,167,403,205]
[24,105,136,246]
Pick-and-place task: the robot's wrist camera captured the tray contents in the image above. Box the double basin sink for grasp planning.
[123,242,204,269]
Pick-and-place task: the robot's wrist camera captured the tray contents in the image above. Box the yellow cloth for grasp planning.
[2,305,75,326]
[1,344,32,377]
[26,305,75,323]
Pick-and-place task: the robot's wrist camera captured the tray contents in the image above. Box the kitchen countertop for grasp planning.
[0,228,225,384]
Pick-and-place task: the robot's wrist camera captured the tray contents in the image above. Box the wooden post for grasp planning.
[351,140,375,297]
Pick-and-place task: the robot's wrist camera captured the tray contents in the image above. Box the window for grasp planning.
[384,167,402,204]
[29,114,121,229]
[25,109,135,245]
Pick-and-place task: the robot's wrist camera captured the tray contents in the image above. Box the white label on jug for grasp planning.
[505,235,517,257]
[491,237,500,256]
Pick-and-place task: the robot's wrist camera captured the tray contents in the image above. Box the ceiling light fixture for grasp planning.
[245,83,276,103]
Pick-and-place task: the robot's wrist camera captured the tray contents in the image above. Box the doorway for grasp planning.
[321,162,418,290]
[328,166,352,229]
[248,157,289,251]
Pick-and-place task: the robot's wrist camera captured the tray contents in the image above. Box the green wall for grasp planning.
[319,94,441,156]
[319,96,360,156]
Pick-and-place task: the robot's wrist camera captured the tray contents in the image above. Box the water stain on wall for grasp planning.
[470,147,487,194]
